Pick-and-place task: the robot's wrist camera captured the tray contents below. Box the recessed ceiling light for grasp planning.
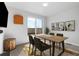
[43,3,48,7]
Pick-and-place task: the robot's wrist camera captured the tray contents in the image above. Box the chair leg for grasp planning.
[44,39,46,43]
[32,45,34,55]
[34,47,36,56]
[59,43,61,50]
[29,44,31,55]
[52,42,55,56]
[40,51,42,56]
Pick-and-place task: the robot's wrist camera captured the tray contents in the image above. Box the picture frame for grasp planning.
[51,23,55,30]
[64,20,75,31]
[55,22,59,31]
[58,22,65,31]
[14,15,23,24]
[51,20,75,31]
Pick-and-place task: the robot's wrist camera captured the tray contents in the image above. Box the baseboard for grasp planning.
[65,42,79,47]
[16,42,29,47]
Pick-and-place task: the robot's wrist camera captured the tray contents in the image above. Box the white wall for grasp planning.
[47,7,79,46]
[4,7,28,45]
[4,6,46,45]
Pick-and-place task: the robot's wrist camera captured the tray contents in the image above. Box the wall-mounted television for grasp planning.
[0,2,8,27]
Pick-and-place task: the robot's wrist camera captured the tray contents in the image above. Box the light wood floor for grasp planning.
[10,43,79,56]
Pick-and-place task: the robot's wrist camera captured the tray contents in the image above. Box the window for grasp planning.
[27,17,35,28]
[27,16,43,34]
[36,18,42,28]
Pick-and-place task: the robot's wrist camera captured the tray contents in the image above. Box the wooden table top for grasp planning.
[36,34,68,43]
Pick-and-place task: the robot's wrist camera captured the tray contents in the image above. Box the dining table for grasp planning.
[36,34,68,56]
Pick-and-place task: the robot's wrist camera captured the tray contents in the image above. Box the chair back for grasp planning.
[34,37,51,52]
[49,33,55,35]
[34,37,40,45]
[29,35,34,45]
[34,37,42,48]
[56,33,63,37]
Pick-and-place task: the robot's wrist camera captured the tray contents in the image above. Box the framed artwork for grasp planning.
[51,20,75,31]
[14,15,23,24]
[55,22,59,31]
[51,23,55,30]
[58,22,65,31]
[65,20,75,31]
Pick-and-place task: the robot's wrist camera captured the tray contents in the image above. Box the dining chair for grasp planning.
[34,37,51,56]
[56,33,63,49]
[49,33,55,35]
[28,35,35,55]
[57,33,63,37]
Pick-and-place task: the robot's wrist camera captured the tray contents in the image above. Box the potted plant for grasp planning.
[45,27,49,34]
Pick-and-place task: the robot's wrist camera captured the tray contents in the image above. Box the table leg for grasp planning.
[50,41,51,56]
[62,41,64,52]
[58,41,65,56]
[52,42,55,56]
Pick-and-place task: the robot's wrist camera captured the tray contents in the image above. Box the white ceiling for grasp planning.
[5,2,79,17]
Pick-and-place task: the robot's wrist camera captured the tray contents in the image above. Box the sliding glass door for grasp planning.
[27,16,43,35]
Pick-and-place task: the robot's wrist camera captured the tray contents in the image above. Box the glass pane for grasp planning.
[36,18,42,28]
[27,17,35,28]
[27,17,43,34]
[36,18,42,34]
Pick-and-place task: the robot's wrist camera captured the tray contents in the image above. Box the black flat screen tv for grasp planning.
[0,2,8,27]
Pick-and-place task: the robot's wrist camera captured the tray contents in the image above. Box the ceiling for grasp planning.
[5,2,79,17]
